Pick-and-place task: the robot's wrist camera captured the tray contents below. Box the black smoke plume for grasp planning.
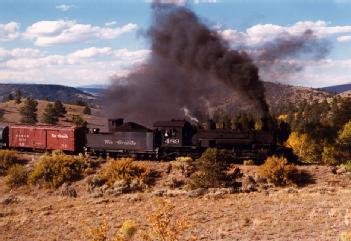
[105,3,269,126]
[241,29,330,82]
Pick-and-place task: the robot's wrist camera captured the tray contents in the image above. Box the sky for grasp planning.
[1,0,351,88]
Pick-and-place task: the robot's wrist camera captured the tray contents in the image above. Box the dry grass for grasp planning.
[0,155,350,241]
[0,99,107,130]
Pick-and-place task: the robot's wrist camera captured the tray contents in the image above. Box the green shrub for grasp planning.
[28,151,84,188]
[5,164,28,188]
[0,150,18,175]
[99,158,155,191]
[188,148,240,189]
[258,155,308,186]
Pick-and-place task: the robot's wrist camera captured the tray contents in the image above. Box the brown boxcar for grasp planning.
[9,125,85,152]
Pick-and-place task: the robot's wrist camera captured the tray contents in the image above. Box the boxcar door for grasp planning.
[30,128,46,149]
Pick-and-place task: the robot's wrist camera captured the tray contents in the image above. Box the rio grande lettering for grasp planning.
[104,139,137,146]
[51,134,69,139]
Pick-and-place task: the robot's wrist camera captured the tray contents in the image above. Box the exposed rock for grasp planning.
[86,175,106,193]
[336,166,347,175]
[60,183,77,198]
[187,188,207,197]
[152,189,167,197]
[89,190,103,198]
[330,166,337,174]
[0,195,18,205]
[113,180,130,193]
[241,176,258,193]
[286,187,298,194]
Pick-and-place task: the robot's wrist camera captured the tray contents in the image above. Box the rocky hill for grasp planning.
[0,84,95,103]
[264,82,332,106]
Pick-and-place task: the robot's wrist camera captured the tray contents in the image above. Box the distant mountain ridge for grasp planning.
[319,83,351,94]
[0,82,337,110]
[0,84,95,103]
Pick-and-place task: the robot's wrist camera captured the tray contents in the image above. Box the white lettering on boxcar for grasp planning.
[51,134,68,139]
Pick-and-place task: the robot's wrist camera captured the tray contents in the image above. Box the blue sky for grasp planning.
[1,0,351,87]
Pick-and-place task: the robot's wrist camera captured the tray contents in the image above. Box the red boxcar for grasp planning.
[9,125,86,153]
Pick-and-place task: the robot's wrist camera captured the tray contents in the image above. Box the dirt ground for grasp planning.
[1,162,351,241]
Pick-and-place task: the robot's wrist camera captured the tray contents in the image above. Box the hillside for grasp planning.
[0,99,107,130]
[0,157,350,241]
[264,82,333,105]
[0,84,95,103]
[211,81,333,114]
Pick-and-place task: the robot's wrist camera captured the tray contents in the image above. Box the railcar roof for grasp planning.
[9,124,79,129]
[116,122,152,132]
[153,120,189,128]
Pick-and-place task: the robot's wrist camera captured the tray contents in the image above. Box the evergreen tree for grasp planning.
[71,115,87,128]
[42,103,59,124]
[0,109,4,121]
[83,105,91,115]
[53,100,67,117]
[19,97,38,124]
[7,93,14,102]
[15,89,22,104]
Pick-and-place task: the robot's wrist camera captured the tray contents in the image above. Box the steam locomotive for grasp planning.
[85,118,282,162]
[0,118,289,162]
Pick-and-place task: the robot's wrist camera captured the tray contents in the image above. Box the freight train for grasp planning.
[0,118,291,162]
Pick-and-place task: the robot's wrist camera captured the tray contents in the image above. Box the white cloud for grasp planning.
[105,21,117,26]
[0,47,150,86]
[337,35,351,42]
[23,20,138,46]
[56,4,75,12]
[0,22,20,41]
[146,0,218,5]
[221,21,351,46]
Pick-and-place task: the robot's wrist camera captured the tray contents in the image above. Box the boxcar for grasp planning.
[9,125,85,152]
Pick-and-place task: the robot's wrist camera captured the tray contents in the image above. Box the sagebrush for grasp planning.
[99,158,155,191]
[0,150,18,175]
[5,164,28,188]
[28,151,85,188]
[257,155,310,186]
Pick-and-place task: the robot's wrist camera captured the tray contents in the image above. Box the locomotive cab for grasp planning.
[153,120,198,159]
[153,120,194,147]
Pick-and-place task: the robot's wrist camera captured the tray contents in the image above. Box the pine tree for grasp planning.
[7,93,14,102]
[53,100,67,117]
[42,103,59,124]
[19,97,38,124]
[83,105,91,115]
[71,115,87,128]
[0,109,4,121]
